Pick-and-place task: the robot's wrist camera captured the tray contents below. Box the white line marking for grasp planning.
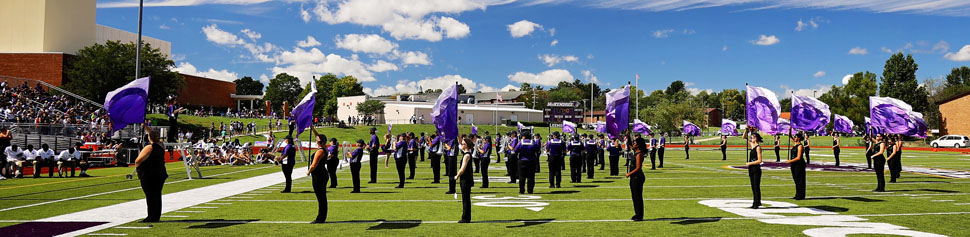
[159,215,188,218]
[207,203,232,205]
[112,226,150,229]
[174,211,204,213]
[930,200,954,202]
[227,196,254,199]
[86,234,127,236]
[189,206,219,209]
[955,203,970,205]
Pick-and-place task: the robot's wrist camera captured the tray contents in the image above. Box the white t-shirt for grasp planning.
[23,149,37,161]
[5,147,23,161]
[38,149,55,160]
[59,150,81,161]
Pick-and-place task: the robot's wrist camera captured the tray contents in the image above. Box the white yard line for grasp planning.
[224,192,970,203]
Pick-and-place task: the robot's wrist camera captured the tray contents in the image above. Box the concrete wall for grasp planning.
[96,25,172,58]
[0,53,69,86]
[176,74,236,108]
[0,0,95,54]
[336,95,368,121]
[939,94,970,136]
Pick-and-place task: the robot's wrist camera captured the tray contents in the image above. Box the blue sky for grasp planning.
[94,0,970,98]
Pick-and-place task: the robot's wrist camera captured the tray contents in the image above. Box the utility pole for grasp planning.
[135,0,144,79]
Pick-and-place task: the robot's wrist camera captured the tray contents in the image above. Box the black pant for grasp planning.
[790,162,806,199]
[874,157,886,191]
[609,156,620,176]
[430,153,442,183]
[350,162,361,192]
[518,160,537,194]
[281,163,294,192]
[369,149,379,182]
[446,155,457,193]
[889,156,902,181]
[748,165,762,207]
[586,153,596,179]
[407,153,417,179]
[658,148,665,168]
[774,147,780,162]
[569,154,583,183]
[46,159,55,177]
[326,160,338,188]
[139,176,166,222]
[472,158,480,173]
[460,174,473,222]
[630,172,645,220]
[535,152,541,173]
[649,149,657,169]
[419,149,425,162]
[865,150,873,169]
[684,145,690,159]
[480,158,490,188]
[395,158,407,188]
[598,150,605,170]
[311,172,328,222]
[804,147,811,164]
[833,147,841,166]
[720,145,727,160]
[68,160,77,177]
[505,154,518,183]
[548,155,563,187]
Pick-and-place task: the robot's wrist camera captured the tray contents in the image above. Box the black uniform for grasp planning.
[684,139,690,160]
[720,138,727,160]
[445,140,458,194]
[138,143,168,222]
[479,141,491,188]
[833,139,841,167]
[429,137,442,183]
[505,137,518,184]
[546,139,565,188]
[774,139,781,162]
[864,140,874,169]
[889,144,902,182]
[326,145,339,188]
[748,146,762,208]
[629,151,645,221]
[368,134,380,183]
[459,153,474,223]
[803,141,811,164]
[657,137,665,168]
[407,139,418,179]
[281,143,296,193]
[311,150,329,223]
[789,144,806,200]
[349,147,363,193]
[873,142,887,192]
[597,139,606,170]
[392,141,407,188]
[649,138,657,170]
[568,140,584,183]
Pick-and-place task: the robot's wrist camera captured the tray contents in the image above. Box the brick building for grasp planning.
[936,91,970,136]
[0,53,73,86]
[177,74,237,109]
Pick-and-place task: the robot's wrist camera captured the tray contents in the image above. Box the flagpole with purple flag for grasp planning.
[291,79,317,164]
[432,83,459,143]
[105,77,151,135]
[605,85,630,139]
[791,94,831,133]
[562,120,576,134]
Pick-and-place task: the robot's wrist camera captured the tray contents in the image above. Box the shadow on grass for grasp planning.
[365,220,422,230]
[590,180,613,183]
[356,191,399,194]
[804,205,849,212]
[506,218,555,228]
[890,189,959,193]
[545,190,580,195]
[803,197,884,202]
[572,185,599,188]
[668,217,722,225]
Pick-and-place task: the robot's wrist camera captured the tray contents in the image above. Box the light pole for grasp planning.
[581,99,588,129]
[135,0,144,78]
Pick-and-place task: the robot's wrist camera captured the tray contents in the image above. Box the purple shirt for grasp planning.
[350,147,363,163]
[369,134,379,150]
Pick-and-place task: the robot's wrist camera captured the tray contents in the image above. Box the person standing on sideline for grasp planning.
[584,134,597,179]
[478,135,492,188]
[134,124,168,222]
[658,133,666,168]
[803,133,812,164]
[546,132,565,188]
[515,131,539,194]
[720,135,728,161]
[385,134,407,188]
[745,128,763,209]
[367,128,380,184]
[326,138,340,188]
[648,133,657,170]
[347,139,364,193]
[889,134,903,183]
[785,129,806,200]
[626,135,646,222]
[407,132,418,179]
[832,132,841,167]
[418,132,426,162]
[454,138,475,223]
[870,134,888,192]
[864,135,873,169]
[280,135,296,193]
[428,134,442,183]
[683,134,691,160]
[445,135,459,194]
[306,129,329,223]
[774,135,781,162]
[505,132,519,184]
[597,134,606,171]
[568,134,584,183]
[608,138,621,176]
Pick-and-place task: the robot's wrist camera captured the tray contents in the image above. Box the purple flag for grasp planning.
[105,76,150,133]
[746,86,781,133]
[605,86,630,139]
[471,123,478,135]
[864,117,872,135]
[431,84,459,142]
[869,96,916,135]
[791,95,831,132]
[387,123,392,135]
[768,118,792,135]
[517,122,525,132]
[683,120,701,136]
[562,120,576,134]
[595,122,607,133]
[904,111,928,138]
[633,119,651,135]
[291,79,316,136]
[721,119,739,136]
[833,114,854,134]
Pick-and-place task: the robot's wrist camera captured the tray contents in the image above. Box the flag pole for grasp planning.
[635,75,639,121]
[745,83,749,161]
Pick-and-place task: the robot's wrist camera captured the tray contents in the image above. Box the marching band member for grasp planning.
[515,131,539,194]
[367,128,380,184]
[478,135,492,188]
[658,133,666,168]
[347,139,365,193]
[585,134,597,178]
[444,133,459,194]
[608,138,621,176]
[407,132,418,179]
[505,132,519,184]
[568,134,584,183]
[326,138,340,188]
[649,133,657,170]
[428,134,442,184]
[546,132,565,188]
[279,136,296,193]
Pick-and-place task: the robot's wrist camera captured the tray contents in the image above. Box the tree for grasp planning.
[263,73,302,114]
[839,71,878,125]
[456,84,467,95]
[356,100,385,117]
[640,100,705,135]
[325,76,365,116]
[234,76,264,95]
[665,80,686,97]
[879,53,929,112]
[65,41,182,104]
[719,89,744,121]
[945,66,970,88]
[297,74,338,117]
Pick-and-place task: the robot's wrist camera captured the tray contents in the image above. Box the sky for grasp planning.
[94,0,970,98]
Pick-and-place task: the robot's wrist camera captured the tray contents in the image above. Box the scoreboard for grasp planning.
[544,101,583,126]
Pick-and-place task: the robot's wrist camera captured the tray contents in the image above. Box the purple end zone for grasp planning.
[0,222,108,236]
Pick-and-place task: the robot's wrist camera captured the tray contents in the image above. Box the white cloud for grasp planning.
[515,1,970,17]
[779,84,833,99]
[751,34,779,46]
[259,74,270,84]
[392,50,432,65]
[549,28,556,37]
[944,45,970,61]
[499,85,519,92]
[300,7,311,23]
[508,20,543,38]
[539,54,579,67]
[652,29,674,38]
[273,47,376,84]
[202,24,276,62]
[335,34,398,54]
[795,19,819,31]
[550,39,559,46]
[581,70,599,83]
[882,40,951,54]
[842,74,853,85]
[684,82,713,95]
[508,69,574,87]
[172,62,239,82]
[848,47,868,55]
[159,24,171,30]
[881,47,894,54]
[365,74,514,96]
[202,24,246,46]
[297,36,322,48]
[368,60,400,72]
[240,28,261,40]
[308,0,496,42]
[813,71,826,78]
[722,45,728,52]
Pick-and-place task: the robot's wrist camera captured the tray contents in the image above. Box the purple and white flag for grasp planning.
[768,118,792,135]
[562,120,577,134]
[387,123,392,135]
[605,86,630,139]
[633,119,651,135]
[595,122,607,133]
[746,85,781,133]
[721,119,739,136]
[683,120,701,137]
[471,123,478,135]
[291,79,316,136]
[869,96,916,135]
[791,95,831,132]
[105,76,150,133]
[832,114,854,134]
[517,122,525,132]
[431,84,459,142]
[904,111,928,138]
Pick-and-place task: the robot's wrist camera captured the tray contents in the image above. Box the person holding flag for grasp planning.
[785,127,807,200]
[454,137,475,223]
[869,133,888,192]
[431,84,459,193]
[719,135,728,161]
[683,121,701,160]
[626,136,646,222]
[306,127,329,223]
[832,132,841,167]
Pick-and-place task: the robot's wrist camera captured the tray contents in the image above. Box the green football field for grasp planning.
[2,146,969,236]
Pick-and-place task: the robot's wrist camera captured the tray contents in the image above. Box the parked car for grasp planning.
[930,135,970,148]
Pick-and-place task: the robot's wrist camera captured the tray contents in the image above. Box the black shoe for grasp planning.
[350,191,361,193]
[873,189,886,192]
[395,186,404,189]
[658,166,663,168]
[445,191,455,194]
[556,185,561,188]
[650,168,656,170]
[549,186,556,188]
[368,181,377,183]
[432,181,440,184]
[407,177,415,180]
[140,218,159,223]
[458,219,470,223]
[310,220,326,224]
[507,181,516,184]
[631,216,643,221]
[280,190,291,193]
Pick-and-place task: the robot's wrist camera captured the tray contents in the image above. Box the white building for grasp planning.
[337,94,543,125]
